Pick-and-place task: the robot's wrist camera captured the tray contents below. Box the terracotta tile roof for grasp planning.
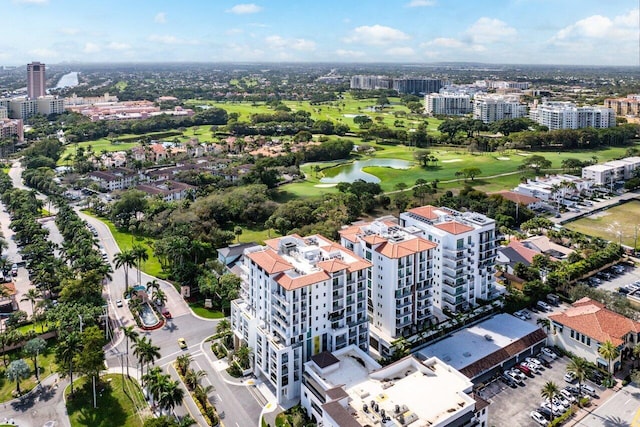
[492,190,541,205]
[406,205,440,220]
[549,298,640,346]
[434,221,474,235]
[247,250,292,274]
[150,144,166,154]
[362,234,388,245]
[275,270,330,290]
[317,258,350,273]
[321,401,362,427]
[338,224,363,243]
[375,237,437,259]
[347,259,371,273]
[507,240,543,264]
[459,329,547,379]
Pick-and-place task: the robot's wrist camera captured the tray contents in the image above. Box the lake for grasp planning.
[54,72,79,89]
[320,159,412,183]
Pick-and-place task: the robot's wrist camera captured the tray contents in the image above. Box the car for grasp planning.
[501,373,517,387]
[514,312,528,321]
[516,363,533,376]
[564,372,577,383]
[536,355,552,368]
[536,301,552,311]
[587,370,604,385]
[10,264,18,276]
[541,400,565,415]
[115,299,123,308]
[618,287,630,295]
[564,385,581,396]
[553,396,570,409]
[178,338,187,349]
[525,357,543,368]
[580,384,597,397]
[560,389,577,403]
[542,347,558,359]
[508,368,526,381]
[537,406,553,421]
[524,361,539,374]
[520,310,531,319]
[530,411,547,426]
[162,309,172,319]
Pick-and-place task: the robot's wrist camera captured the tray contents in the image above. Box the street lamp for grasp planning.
[78,314,83,334]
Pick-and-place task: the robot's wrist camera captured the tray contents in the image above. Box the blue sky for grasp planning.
[1,0,638,65]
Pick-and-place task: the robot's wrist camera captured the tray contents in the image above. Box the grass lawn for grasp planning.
[66,374,146,427]
[0,341,57,402]
[14,320,51,336]
[58,139,140,166]
[564,200,640,249]
[82,212,164,278]
[233,226,280,246]
[188,302,225,319]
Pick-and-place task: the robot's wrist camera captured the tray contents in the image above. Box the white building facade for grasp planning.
[529,101,616,130]
[230,234,371,404]
[425,93,472,116]
[582,156,640,185]
[473,94,528,123]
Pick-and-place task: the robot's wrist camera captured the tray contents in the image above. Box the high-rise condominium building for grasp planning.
[424,93,472,116]
[339,220,436,356]
[230,234,371,404]
[400,206,499,313]
[473,94,528,123]
[529,101,616,130]
[27,62,46,99]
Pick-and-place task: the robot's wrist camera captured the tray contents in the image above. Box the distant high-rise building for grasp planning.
[473,94,528,123]
[529,101,616,130]
[27,62,46,99]
[424,93,472,116]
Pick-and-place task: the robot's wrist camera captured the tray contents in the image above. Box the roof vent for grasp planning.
[484,334,493,341]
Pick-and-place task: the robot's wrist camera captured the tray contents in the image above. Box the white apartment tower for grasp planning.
[473,94,528,123]
[424,93,472,116]
[230,234,371,404]
[529,102,616,130]
[339,220,436,356]
[400,206,499,313]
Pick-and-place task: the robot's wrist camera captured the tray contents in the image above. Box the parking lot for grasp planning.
[482,352,606,427]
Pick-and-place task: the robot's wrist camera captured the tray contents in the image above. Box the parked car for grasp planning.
[541,347,558,359]
[537,406,553,421]
[564,385,580,396]
[162,309,172,319]
[587,370,605,385]
[564,372,577,383]
[530,411,547,426]
[501,373,518,387]
[525,357,543,368]
[524,362,539,374]
[560,389,577,403]
[536,355,552,368]
[178,338,187,349]
[514,312,528,321]
[517,363,533,376]
[508,368,527,382]
[580,384,597,397]
[10,264,18,276]
[553,395,570,409]
[542,400,565,415]
[536,301,552,311]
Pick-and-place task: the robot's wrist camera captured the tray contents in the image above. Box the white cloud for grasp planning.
[466,17,517,44]
[227,3,262,14]
[385,47,416,56]
[83,42,101,53]
[107,42,131,51]
[266,35,316,51]
[147,35,199,45]
[405,0,435,7]
[336,49,365,58]
[552,9,639,42]
[226,28,244,35]
[28,48,57,58]
[344,25,410,46]
[154,12,167,24]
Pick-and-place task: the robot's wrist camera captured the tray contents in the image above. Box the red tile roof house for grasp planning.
[548,297,640,373]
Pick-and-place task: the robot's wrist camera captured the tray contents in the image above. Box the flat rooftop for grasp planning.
[418,313,539,373]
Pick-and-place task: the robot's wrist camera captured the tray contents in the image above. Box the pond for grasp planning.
[320,159,412,183]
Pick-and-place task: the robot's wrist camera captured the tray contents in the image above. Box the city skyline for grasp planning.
[0,0,638,66]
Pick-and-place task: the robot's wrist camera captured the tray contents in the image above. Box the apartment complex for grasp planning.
[230,234,371,404]
[473,94,528,123]
[582,156,640,186]
[27,62,46,99]
[529,101,616,130]
[604,94,640,117]
[0,96,65,120]
[399,206,499,312]
[350,75,444,95]
[424,93,472,116]
[514,174,592,202]
[0,118,24,142]
[302,345,488,427]
[339,220,436,355]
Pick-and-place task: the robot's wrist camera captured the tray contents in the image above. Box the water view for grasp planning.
[54,71,79,89]
[320,159,412,184]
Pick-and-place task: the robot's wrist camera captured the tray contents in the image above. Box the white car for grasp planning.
[560,389,576,403]
[115,299,123,308]
[525,357,543,368]
[524,361,539,374]
[542,400,565,415]
[541,347,557,359]
[564,372,576,383]
[553,396,570,409]
[508,368,526,381]
[530,411,547,426]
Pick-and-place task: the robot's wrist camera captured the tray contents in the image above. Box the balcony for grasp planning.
[396,298,412,309]
[396,317,412,328]
[443,249,466,261]
[272,292,289,307]
[442,293,466,306]
[443,284,465,297]
[416,281,432,291]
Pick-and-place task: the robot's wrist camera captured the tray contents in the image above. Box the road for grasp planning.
[573,381,640,427]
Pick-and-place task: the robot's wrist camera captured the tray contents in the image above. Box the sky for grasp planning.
[1,0,639,66]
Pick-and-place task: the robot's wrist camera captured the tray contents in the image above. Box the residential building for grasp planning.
[135,180,195,202]
[339,220,437,356]
[582,156,640,186]
[27,62,46,99]
[88,168,140,191]
[392,78,444,95]
[529,101,616,130]
[399,206,500,313]
[473,94,528,123]
[424,93,472,116]
[7,98,38,120]
[349,75,392,90]
[514,174,591,202]
[549,298,640,372]
[302,345,488,427]
[0,118,23,142]
[230,234,371,405]
[36,95,65,115]
[0,107,7,119]
[604,94,640,117]
[490,190,543,210]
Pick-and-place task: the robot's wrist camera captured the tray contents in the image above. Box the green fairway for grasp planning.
[66,374,146,427]
[565,200,640,248]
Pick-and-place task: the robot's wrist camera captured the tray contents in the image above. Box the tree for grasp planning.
[176,353,192,377]
[234,345,252,370]
[153,289,167,307]
[566,357,591,401]
[184,369,207,390]
[20,288,41,320]
[132,245,149,286]
[24,337,46,382]
[74,326,105,395]
[536,317,551,333]
[55,332,81,395]
[598,340,620,376]
[540,381,560,423]
[114,249,137,291]
[133,336,161,376]
[157,379,185,413]
[121,325,139,378]
[143,415,195,427]
[519,155,552,175]
[458,167,482,181]
[6,359,30,395]
[234,226,243,243]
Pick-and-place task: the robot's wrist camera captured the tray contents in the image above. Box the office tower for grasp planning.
[27,62,46,99]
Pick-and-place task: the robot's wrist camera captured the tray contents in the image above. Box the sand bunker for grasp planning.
[497,157,510,160]
[441,159,462,163]
[315,183,338,188]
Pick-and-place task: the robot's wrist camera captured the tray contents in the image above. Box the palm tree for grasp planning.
[20,288,41,320]
[113,250,137,290]
[121,325,139,378]
[6,359,30,395]
[152,289,167,308]
[184,369,207,390]
[142,366,166,403]
[132,245,149,286]
[540,381,560,424]
[146,279,160,294]
[566,357,590,401]
[216,319,231,336]
[536,318,551,334]
[598,340,620,377]
[157,379,185,414]
[193,383,214,406]
[176,353,192,377]
[24,337,46,382]
[234,345,252,370]
[55,332,81,395]
[133,336,161,376]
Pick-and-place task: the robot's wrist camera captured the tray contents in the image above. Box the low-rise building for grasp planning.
[549,298,640,373]
[582,156,640,186]
[88,168,140,191]
[135,180,195,202]
[302,345,488,427]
